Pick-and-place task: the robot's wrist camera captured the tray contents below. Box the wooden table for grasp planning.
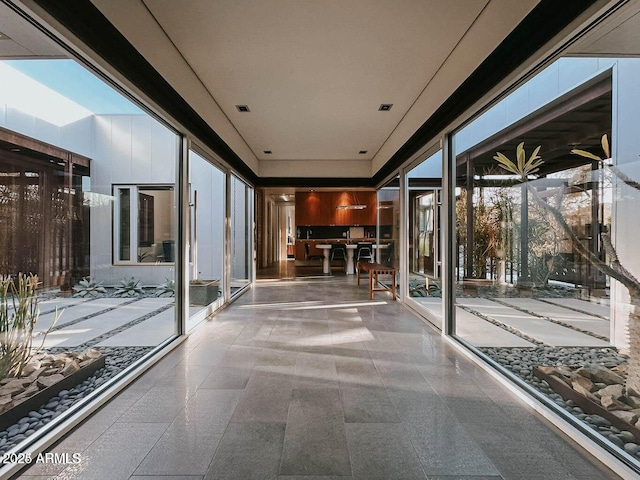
[357,261,397,300]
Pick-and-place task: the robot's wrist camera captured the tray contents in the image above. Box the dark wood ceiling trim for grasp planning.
[28,0,258,184]
[371,0,599,185]
[29,0,596,189]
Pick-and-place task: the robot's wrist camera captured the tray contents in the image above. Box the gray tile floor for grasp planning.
[18,277,620,479]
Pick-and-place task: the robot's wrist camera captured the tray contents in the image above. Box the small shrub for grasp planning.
[0,273,59,378]
[73,277,107,297]
[408,279,441,297]
[155,278,175,297]
[114,277,144,297]
[409,279,427,297]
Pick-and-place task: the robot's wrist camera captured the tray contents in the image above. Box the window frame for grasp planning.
[112,183,175,265]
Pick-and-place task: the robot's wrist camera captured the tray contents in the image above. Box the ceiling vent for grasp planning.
[378,104,393,111]
[236,105,250,112]
[358,150,368,154]
[263,150,272,154]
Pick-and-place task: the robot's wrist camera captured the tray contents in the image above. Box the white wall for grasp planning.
[610,58,640,350]
[231,177,248,282]
[189,152,225,282]
[88,114,177,285]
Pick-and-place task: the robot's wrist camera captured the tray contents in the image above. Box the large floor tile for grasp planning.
[280,389,351,476]
[205,423,286,480]
[230,368,295,423]
[55,422,168,480]
[131,476,204,480]
[16,277,622,480]
[117,386,193,423]
[340,386,400,423]
[345,423,426,480]
[404,415,500,476]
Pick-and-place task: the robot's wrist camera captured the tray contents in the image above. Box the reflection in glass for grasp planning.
[231,175,252,296]
[449,53,640,466]
[188,151,225,330]
[119,188,131,261]
[0,48,179,455]
[405,150,443,325]
[375,176,400,295]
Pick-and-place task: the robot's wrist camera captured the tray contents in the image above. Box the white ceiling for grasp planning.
[567,1,640,56]
[0,2,65,58]
[142,0,491,163]
[87,0,542,177]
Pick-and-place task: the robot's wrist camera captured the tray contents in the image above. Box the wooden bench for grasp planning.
[356,262,397,300]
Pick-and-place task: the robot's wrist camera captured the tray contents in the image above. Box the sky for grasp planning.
[3,59,144,115]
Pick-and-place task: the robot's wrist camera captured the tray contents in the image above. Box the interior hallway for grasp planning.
[17,277,618,479]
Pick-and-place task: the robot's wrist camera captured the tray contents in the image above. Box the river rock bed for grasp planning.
[0,346,152,454]
[480,346,640,457]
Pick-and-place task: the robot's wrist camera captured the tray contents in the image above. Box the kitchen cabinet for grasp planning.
[296,191,376,226]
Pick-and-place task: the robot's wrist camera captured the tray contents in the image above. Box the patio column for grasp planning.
[519,182,530,286]
[465,155,474,279]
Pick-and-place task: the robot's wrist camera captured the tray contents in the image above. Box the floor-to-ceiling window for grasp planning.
[376,176,400,291]
[404,149,443,325]
[0,4,181,459]
[441,14,640,469]
[230,174,253,297]
[187,150,226,330]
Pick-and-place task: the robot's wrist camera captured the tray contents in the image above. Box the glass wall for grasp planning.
[376,175,400,291]
[231,174,253,296]
[447,48,640,467]
[0,27,180,460]
[405,149,443,325]
[187,150,226,330]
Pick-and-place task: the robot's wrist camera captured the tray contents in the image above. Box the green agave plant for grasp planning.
[155,278,175,297]
[493,142,543,179]
[73,277,107,297]
[114,277,144,297]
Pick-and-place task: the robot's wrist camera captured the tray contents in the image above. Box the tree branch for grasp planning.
[606,165,640,192]
[527,184,640,298]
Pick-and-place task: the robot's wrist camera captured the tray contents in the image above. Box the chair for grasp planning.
[304,243,324,263]
[355,242,374,263]
[329,243,347,272]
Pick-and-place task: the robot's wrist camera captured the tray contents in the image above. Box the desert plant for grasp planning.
[114,277,144,297]
[408,278,441,297]
[0,274,59,378]
[155,278,175,297]
[73,277,107,297]
[409,279,428,297]
[496,140,640,392]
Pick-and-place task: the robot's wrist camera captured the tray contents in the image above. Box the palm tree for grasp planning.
[495,138,640,392]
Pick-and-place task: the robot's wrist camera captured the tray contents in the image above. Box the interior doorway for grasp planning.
[257,190,296,280]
